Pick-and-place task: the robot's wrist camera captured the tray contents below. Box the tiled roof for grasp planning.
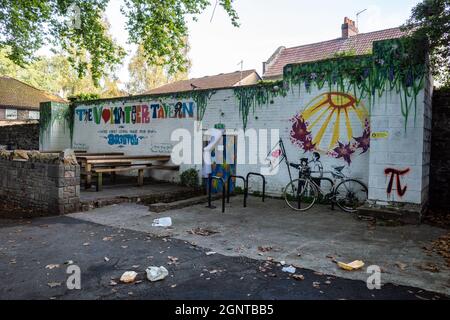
[147,70,260,94]
[263,27,405,79]
[0,77,67,110]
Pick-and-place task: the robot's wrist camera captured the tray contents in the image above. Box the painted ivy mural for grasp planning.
[233,80,288,130]
[290,92,370,165]
[284,39,426,129]
[39,102,75,144]
[234,38,426,131]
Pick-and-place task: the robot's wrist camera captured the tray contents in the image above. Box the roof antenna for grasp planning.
[210,0,219,23]
[356,9,367,30]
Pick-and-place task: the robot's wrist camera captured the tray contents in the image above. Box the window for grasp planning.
[29,111,40,120]
[5,109,18,120]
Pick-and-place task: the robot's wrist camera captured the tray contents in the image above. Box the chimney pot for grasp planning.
[342,17,359,38]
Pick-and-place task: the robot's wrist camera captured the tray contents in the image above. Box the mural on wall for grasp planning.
[385,167,410,198]
[74,101,195,149]
[39,102,75,145]
[75,102,195,125]
[290,92,370,165]
[283,39,426,131]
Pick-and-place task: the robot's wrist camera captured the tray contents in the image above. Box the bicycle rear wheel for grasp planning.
[334,179,368,213]
[284,178,318,212]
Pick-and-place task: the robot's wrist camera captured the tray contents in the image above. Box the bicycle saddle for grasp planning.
[333,166,345,172]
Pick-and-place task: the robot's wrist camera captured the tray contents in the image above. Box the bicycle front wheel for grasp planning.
[284,179,318,212]
[334,179,368,213]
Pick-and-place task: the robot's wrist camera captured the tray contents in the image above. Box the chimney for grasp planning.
[342,17,358,38]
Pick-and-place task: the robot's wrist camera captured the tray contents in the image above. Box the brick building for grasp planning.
[147,70,261,94]
[263,18,405,79]
[0,76,66,126]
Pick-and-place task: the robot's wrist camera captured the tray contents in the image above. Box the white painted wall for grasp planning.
[367,85,430,206]
[46,78,429,208]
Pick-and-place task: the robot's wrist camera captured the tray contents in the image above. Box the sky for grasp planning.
[105,0,421,83]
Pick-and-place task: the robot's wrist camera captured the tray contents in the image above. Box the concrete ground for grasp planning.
[70,196,450,296]
[0,216,447,300]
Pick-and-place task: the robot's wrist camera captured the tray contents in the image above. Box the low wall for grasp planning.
[0,123,39,150]
[430,89,450,211]
[0,151,80,216]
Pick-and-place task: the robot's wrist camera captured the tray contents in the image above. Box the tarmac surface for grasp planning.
[0,215,447,300]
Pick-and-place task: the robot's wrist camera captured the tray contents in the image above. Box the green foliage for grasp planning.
[234,186,244,194]
[0,1,239,85]
[332,49,358,58]
[67,93,101,102]
[127,44,190,95]
[180,168,199,188]
[0,48,124,99]
[0,1,125,85]
[252,191,262,197]
[123,0,238,75]
[402,0,450,87]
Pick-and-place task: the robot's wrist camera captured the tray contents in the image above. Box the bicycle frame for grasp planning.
[271,139,368,212]
[277,139,341,205]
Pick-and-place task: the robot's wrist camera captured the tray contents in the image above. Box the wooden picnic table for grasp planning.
[40,150,88,154]
[77,154,171,189]
[76,152,125,157]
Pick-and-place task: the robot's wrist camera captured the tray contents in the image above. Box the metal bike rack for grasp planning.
[206,174,226,213]
[245,172,266,204]
[227,175,247,207]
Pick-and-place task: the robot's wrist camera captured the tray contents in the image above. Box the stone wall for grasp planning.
[0,123,39,150]
[0,151,80,216]
[430,89,450,210]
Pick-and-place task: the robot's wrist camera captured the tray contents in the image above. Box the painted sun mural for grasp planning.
[290,92,370,165]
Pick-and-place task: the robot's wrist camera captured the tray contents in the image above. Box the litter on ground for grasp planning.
[337,260,365,271]
[152,217,172,227]
[146,266,169,282]
[120,271,138,283]
[282,266,296,274]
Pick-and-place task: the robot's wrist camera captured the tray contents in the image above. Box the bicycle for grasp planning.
[268,139,368,213]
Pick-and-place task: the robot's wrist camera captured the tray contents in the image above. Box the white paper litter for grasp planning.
[146,266,169,282]
[152,217,172,227]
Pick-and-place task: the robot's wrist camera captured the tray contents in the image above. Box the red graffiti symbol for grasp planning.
[384,168,410,197]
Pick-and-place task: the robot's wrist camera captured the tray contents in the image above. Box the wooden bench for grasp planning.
[92,165,151,191]
[91,164,180,191]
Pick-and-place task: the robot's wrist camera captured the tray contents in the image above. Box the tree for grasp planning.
[403,0,450,87]
[127,43,191,95]
[0,0,239,85]
[0,48,124,99]
[101,76,128,98]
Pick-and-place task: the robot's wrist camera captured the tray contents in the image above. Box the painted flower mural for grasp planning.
[290,92,370,165]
